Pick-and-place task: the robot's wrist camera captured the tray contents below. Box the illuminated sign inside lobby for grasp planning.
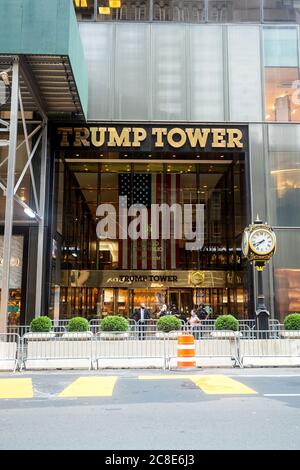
[56,125,246,152]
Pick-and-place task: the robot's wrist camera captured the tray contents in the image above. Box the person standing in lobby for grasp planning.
[131,303,151,340]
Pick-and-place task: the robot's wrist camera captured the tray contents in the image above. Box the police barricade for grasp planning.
[21,331,93,370]
[166,327,242,369]
[0,333,20,372]
[93,325,171,369]
[239,329,300,367]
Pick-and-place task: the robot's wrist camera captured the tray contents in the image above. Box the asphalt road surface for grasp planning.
[0,368,300,450]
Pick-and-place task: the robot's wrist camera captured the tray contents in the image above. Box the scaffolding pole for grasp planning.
[0,59,19,333]
[35,124,48,317]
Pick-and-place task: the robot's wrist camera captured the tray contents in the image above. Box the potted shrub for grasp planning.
[281,313,300,338]
[211,315,241,339]
[156,316,182,339]
[62,317,93,340]
[24,316,56,340]
[99,315,129,339]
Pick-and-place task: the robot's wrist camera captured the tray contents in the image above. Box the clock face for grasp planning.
[249,228,275,256]
[242,231,249,257]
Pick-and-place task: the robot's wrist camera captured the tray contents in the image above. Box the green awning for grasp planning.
[0,0,88,119]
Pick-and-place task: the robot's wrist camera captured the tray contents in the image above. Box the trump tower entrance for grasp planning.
[50,124,252,321]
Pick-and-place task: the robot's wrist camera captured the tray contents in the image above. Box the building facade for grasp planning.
[1,0,300,325]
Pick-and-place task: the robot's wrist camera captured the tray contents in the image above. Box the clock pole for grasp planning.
[255,261,270,334]
[242,216,276,336]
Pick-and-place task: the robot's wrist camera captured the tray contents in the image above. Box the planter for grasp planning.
[98,332,129,340]
[62,332,93,340]
[156,331,180,339]
[280,331,300,339]
[210,331,242,339]
[23,332,56,341]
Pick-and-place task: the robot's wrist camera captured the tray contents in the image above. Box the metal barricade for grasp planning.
[0,333,20,372]
[93,325,170,369]
[239,329,300,367]
[21,331,93,370]
[166,327,242,369]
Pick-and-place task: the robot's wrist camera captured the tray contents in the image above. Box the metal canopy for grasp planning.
[0,54,84,117]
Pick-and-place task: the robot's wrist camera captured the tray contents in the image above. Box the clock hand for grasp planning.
[254,239,265,248]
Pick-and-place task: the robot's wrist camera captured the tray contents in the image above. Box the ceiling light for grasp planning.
[74,0,88,7]
[109,0,121,7]
[99,6,111,14]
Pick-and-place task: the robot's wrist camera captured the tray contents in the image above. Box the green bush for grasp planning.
[67,317,89,332]
[100,315,129,332]
[157,315,182,333]
[30,316,52,333]
[284,313,300,331]
[215,315,239,331]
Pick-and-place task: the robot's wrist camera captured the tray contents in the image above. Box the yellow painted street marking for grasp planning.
[0,378,33,399]
[59,377,118,398]
[139,374,257,395]
[190,375,257,395]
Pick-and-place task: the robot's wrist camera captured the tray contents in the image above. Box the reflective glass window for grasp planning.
[273,230,300,321]
[263,0,300,23]
[73,0,95,20]
[208,0,261,22]
[153,0,205,22]
[268,125,300,227]
[96,0,150,21]
[264,27,300,122]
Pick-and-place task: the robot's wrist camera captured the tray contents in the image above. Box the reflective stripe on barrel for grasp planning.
[177,334,196,369]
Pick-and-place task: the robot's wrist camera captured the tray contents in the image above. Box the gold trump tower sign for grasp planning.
[56,125,246,151]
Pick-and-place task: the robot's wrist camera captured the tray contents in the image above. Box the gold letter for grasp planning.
[57,127,73,147]
[107,128,131,147]
[212,128,226,148]
[167,128,187,148]
[227,129,244,148]
[74,128,90,147]
[186,128,211,148]
[90,127,107,147]
[132,128,147,147]
[152,128,167,147]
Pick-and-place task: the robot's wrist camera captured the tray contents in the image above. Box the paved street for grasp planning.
[0,369,300,450]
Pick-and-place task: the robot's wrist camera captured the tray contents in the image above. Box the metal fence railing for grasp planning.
[0,333,20,372]
[21,332,93,371]
[93,326,170,369]
[2,322,300,371]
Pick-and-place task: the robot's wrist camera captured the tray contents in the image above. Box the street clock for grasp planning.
[242,217,276,268]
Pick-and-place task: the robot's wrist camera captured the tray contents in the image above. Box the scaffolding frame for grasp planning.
[0,57,48,333]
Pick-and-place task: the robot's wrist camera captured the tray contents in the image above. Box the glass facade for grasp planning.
[73,0,300,23]
[78,23,300,123]
[268,124,300,226]
[264,27,300,122]
[51,144,249,320]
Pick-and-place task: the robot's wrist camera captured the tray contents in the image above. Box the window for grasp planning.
[268,125,300,227]
[153,0,205,23]
[208,0,261,22]
[264,27,300,121]
[263,0,300,23]
[273,230,300,321]
[73,0,95,20]
[96,0,150,21]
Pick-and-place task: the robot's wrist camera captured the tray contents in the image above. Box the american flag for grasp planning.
[118,173,181,270]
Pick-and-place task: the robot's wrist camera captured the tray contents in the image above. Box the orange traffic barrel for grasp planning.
[177,333,196,369]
